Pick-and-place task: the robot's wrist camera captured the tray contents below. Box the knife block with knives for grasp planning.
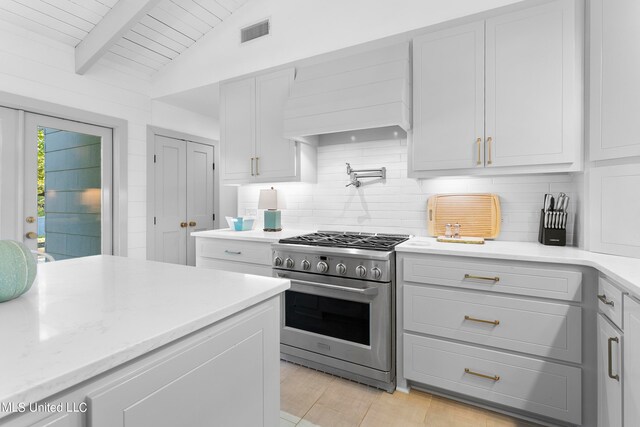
[538,193,569,246]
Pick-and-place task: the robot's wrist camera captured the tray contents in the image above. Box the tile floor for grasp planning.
[279,360,542,427]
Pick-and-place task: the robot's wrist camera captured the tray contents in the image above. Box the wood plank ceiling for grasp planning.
[0,0,249,75]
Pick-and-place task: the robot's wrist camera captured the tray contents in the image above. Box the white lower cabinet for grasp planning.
[1,299,280,427]
[404,333,582,424]
[398,252,583,425]
[404,285,582,363]
[597,314,622,427]
[624,295,640,427]
[195,237,273,277]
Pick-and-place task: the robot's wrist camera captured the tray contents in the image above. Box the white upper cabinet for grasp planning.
[410,0,582,176]
[221,77,255,182]
[590,0,640,160]
[255,69,298,181]
[221,68,316,184]
[485,0,581,168]
[412,22,485,171]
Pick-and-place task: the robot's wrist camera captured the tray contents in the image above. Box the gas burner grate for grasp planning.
[279,231,410,251]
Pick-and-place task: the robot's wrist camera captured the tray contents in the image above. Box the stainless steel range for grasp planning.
[272,231,410,392]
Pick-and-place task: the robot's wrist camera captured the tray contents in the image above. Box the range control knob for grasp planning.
[301,259,311,271]
[355,265,367,278]
[317,261,328,273]
[336,263,347,275]
[285,258,295,268]
[371,267,382,280]
[274,256,283,267]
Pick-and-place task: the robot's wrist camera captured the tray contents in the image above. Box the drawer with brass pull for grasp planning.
[403,285,582,363]
[598,275,625,329]
[403,333,582,425]
[197,239,272,266]
[402,255,582,302]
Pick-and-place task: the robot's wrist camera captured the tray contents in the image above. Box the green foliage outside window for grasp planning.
[37,128,45,218]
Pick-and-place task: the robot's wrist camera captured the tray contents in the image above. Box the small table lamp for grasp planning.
[258,187,284,232]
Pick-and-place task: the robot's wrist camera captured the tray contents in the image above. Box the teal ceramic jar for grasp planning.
[0,240,37,303]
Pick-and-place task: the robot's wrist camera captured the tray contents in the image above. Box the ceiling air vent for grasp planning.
[241,19,270,43]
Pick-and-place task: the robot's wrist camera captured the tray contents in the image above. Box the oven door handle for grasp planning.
[277,275,379,296]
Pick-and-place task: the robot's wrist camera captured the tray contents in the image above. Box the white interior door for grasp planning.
[411,21,485,171]
[154,135,187,265]
[186,141,214,266]
[23,113,113,259]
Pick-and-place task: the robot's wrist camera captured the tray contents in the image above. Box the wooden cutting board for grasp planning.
[427,194,501,239]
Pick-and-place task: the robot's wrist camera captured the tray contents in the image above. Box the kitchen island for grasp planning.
[0,255,289,427]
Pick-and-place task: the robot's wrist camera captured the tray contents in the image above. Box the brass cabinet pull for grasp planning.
[25,231,37,239]
[26,216,36,224]
[250,157,255,176]
[189,221,196,227]
[487,137,493,165]
[476,138,482,165]
[598,294,615,306]
[608,337,620,381]
[464,274,500,283]
[464,315,500,326]
[255,157,260,175]
[180,222,188,228]
[464,368,500,381]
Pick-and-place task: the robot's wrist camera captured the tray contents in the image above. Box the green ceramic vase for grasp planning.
[0,240,37,303]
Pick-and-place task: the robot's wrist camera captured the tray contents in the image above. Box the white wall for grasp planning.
[0,20,220,259]
[238,139,580,244]
[152,0,523,98]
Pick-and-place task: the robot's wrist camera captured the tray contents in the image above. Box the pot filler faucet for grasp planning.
[345,163,386,187]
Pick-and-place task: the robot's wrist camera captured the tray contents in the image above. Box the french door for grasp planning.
[23,113,113,259]
[153,135,214,266]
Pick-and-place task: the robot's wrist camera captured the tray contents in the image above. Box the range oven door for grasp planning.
[275,270,391,372]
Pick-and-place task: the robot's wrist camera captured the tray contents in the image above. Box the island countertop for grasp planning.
[0,255,289,418]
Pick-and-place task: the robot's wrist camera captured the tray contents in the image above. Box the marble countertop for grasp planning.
[397,237,640,298]
[0,255,289,417]
[191,228,313,243]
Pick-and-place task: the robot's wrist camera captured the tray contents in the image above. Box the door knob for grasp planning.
[189,221,196,227]
[25,231,37,239]
[180,222,188,228]
[26,216,36,224]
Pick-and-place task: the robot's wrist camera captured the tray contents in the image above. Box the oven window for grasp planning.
[285,290,370,345]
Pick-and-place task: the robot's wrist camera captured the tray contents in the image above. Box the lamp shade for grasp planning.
[258,187,285,210]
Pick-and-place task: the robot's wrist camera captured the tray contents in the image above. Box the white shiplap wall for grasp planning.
[238,138,580,244]
[0,19,151,258]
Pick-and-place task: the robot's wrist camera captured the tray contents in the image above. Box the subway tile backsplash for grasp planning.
[237,139,579,244]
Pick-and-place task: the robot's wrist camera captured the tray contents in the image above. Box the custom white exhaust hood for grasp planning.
[283,42,411,144]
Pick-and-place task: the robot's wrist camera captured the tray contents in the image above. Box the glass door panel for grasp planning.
[24,114,112,259]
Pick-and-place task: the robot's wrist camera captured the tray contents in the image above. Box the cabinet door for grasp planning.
[597,314,622,427]
[154,135,187,265]
[590,0,640,160]
[485,0,580,168]
[255,68,298,181]
[221,77,255,182]
[186,142,214,266]
[625,296,640,427]
[411,22,484,171]
[589,164,640,258]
